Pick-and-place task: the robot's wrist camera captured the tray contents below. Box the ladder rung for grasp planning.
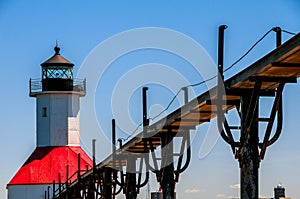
[257,118,270,122]
[229,126,241,130]
[173,153,181,156]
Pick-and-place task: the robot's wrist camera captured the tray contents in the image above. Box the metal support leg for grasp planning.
[160,130,175,199]
[126,155,137,199]
[87,177,95,199]
[104,167,113,199]
[239,94,260,199]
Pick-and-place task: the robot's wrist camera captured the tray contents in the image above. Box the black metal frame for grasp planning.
[216,26,292,199]
[141,88,191,199]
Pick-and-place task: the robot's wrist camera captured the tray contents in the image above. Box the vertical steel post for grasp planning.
[140,86,149,199]
[125,155,137,199]
[112,119,116,158]
[52,180,55,198]
[160,129,175,199]
[118,139,123,149]
[58,173,61,195]
[75,153,82,198]
[182,87,188,104]
[29,78,31,94]
[87,176,95,199]
[112,119,116,147]
[87,179,95,199]
[104,167,113,199]
[66,165,69,199]
[92,138,96,194]
[143,87,149,128]
[93,139,96,168]
[217,25,227,123]
[217,25,227,143]
[47,186,50,199]
[86,139,96,199]
[273,27,282,47]
[112,119,118,197]
[218,25,227,78]
[239,94,259,199]
[77,153,81,180]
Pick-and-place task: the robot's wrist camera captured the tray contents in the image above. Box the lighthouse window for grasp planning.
[42,107,47,117]
[42,66,73,79]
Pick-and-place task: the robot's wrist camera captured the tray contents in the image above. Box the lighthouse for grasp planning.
[7,45,92,198]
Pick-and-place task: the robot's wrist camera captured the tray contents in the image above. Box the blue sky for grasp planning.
[1,1,300,198]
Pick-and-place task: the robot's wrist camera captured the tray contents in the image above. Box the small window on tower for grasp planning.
[42,107,47,117]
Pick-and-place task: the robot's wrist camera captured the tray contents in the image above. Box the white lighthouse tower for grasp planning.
[7,45,92,199]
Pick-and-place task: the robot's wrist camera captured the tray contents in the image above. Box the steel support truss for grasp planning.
[140,87,191,199]
[52,88,192,199]
[140,128,191,199]
[217,80,290,199]
[51,135,191,199]
[216,26,294,199]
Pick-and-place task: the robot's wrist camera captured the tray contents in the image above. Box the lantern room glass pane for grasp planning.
[42,66,73,79]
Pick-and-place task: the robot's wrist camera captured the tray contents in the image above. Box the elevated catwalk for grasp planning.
[54,32,300,199]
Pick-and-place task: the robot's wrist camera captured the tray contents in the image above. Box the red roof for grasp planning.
[8,146,92,185]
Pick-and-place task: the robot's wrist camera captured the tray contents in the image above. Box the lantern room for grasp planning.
[29,45,85,96]
[41,45,74,91]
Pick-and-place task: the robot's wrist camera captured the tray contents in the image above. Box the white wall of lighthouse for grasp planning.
[36,92,81,146]
[8,184,53,199]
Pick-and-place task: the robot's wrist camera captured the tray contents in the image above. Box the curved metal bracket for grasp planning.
[267,91,283,146]
[143,138,160,174]
[137,170,149,189]
[177,132,191,173]
[174,132,191,182]
[114,184,123,195]
[137,157,150,191]
[217,113,237,154]
[112,154,150,196]
[216,23,238,154]
[113,169,124,187]
[259,83,284,159]
[112,153,125,194]
[112,171,123,197]
[217,82,262,155]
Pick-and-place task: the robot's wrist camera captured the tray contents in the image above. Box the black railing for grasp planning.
[53,168,89,198]
[29,78,86,96]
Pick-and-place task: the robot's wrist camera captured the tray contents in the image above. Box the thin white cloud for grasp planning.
[229,183,240,189]
[184,188,203,193]
[216,193,226,198]
[227,196,239,199]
